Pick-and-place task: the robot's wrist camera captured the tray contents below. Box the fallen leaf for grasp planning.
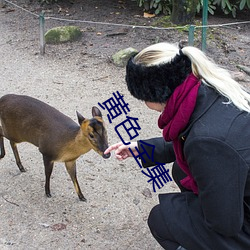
[51,223,67,231]
[143,12,155,18]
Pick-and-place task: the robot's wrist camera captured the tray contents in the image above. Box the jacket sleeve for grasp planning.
[185,136,248,237]
[137,137,175,168]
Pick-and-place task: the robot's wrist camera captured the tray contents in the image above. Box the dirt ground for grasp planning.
[0,0,249,249]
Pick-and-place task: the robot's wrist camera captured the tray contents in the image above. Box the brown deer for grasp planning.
[0,94,110,201]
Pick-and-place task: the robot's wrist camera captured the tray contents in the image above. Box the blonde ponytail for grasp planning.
[182,46,250,112]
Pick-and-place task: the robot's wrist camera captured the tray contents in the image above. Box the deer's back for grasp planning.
[0,94,79,147]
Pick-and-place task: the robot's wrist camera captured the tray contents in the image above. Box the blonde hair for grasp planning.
[134,42,250,113]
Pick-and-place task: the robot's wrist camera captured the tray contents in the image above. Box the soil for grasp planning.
[0,0,249,249]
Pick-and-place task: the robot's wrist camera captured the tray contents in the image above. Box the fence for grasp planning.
[2,0,250,55]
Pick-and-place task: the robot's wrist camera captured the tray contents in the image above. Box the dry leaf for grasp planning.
[143,12,155,18]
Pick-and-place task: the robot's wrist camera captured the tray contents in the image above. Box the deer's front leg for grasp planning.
[43,155,54,198]
[65,160,86,202]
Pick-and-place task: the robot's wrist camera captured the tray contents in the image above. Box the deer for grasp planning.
[0,94,111,201]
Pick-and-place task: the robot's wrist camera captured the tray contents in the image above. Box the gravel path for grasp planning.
[0,4,178,250]
[0,1,249,249]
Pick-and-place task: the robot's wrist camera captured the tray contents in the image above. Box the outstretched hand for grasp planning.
[104,141,138,160]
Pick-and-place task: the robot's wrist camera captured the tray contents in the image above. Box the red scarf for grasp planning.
[158,73,200,194]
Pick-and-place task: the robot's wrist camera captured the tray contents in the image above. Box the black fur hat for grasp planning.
[125,52,192,103]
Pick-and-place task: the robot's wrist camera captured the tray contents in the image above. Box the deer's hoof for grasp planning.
[46,193,52,198]
[79,196,87,202]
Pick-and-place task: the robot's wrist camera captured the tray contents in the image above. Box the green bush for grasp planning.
[135,0,172,15]
[212,0,250,17]
[136,0,250,17]
[196,0,216,15]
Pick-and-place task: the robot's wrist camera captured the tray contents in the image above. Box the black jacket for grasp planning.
[138,84,250,249]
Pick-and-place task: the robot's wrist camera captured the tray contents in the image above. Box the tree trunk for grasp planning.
[171,0,198,25]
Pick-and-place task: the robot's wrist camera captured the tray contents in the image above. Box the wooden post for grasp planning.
[202,0,208,51]
[188,25,195,46]
[39,11,45,55]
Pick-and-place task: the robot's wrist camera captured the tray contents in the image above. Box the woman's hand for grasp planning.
[104,141,139,160]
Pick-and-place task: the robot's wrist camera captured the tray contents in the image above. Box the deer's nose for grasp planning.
[103,152,111,159]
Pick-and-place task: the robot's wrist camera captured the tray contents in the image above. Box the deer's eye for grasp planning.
[89,133,94,139]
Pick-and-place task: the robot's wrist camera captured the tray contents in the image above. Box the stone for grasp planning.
[112,47,138,67]
[45,26,82,44]
[231,71,247,82]
[141,187,152,198]
[0,0,6,8]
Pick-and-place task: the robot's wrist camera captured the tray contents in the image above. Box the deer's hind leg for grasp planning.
[10,141,26,172]
[0,126,5,159]
[65,161,86,202]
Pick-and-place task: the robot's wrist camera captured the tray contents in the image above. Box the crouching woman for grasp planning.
[105,42,250,249]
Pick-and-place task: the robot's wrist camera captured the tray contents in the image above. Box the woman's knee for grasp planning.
[148,204,161,233]
[148,204,179,249]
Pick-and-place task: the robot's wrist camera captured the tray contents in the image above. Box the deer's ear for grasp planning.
[92,106,102,118]
[76,111,85,125]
